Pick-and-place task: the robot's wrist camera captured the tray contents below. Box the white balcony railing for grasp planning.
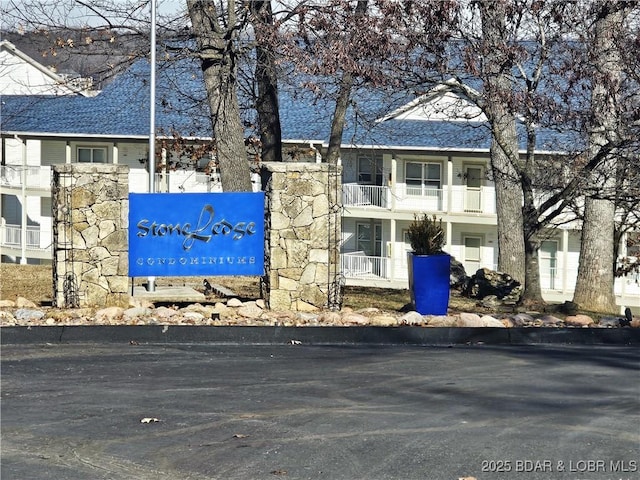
[130,170,265,193]
[342,184,389,208]
[341,252,390,279]
[0,224,51,251]
[0,165,52,190]
[346,183,497,215]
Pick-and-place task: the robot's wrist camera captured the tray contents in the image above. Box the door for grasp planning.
[539,240,558,290]
[463,235,482,276]
[464,166,482,212]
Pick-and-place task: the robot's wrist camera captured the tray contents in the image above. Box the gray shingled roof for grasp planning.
[1,57,581,152]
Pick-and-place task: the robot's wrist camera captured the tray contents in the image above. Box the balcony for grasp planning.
[129,170,223,193]
[342,184,389,208]
[342,183,496,215]
[1,223,52,253]
[0,166,228,194]
[0,165,52,191]
[341,252,390,280]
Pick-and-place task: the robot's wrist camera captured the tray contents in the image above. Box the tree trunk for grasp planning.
[573,1,624,313]
[325,0,368,166]
[479,0,526,285]
[251,0,282,163]
[574,199,617,312]
[325,71,355,165]
[187,0,252,192]
[520,228,545,306]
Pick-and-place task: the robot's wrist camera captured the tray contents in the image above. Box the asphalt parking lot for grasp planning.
[2,342,639,480]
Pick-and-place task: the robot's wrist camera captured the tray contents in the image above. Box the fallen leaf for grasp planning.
[140,417,160,423]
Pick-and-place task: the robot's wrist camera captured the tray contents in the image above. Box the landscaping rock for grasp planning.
[536,315,564,327]
[479,315,505,328]
[426,315,457,327]
[512,313,535,327]
[464,268,523,304]
[370,315,399,327]
[14,308,45,321]
[400,311,425,326]
[15,297,37,309]
[565,314,594,327]
[0,290,635,330]
[341,312,369,325]
[597,317,621,328]
[456,312,483,327]
[227,298,243,307]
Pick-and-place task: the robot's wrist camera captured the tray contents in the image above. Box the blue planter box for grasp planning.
[408,253,451,315]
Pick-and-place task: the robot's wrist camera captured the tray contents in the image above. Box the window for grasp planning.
[358,156,383,185]
[539,240,558,290]
[405,162,441,195]
[78,147,106,163]
[40,197,52,217]
[357,222,382,256]
[627,232,640,257]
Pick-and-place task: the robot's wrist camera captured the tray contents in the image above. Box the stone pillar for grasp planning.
[261,162,342,311]
[52,164,129,308]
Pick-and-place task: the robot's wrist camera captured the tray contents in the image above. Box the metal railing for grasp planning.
[340,252,390,279]
[1,224,46,249]
[342,184,388,208]
[0,165,52,190]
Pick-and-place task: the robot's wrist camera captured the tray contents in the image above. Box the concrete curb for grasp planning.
[2,326,639,346]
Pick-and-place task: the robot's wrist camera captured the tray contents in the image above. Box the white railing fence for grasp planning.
[0,165,52,189]
[340,252,390,279]
[1,224,44,249]
[342,184,388,208]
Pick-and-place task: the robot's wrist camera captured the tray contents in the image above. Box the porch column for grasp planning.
[446,156,453,214]
[562,228,569,294]
[390,154,397,211]
[20,137,27,264]
[389,218,396,281]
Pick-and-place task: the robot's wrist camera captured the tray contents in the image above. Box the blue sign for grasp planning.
[128,192,265,277]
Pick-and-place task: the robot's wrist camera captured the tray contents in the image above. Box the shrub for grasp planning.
[407,214,445,255]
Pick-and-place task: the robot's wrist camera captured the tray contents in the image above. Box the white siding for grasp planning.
[0,44,77,95]
[41,141,66,166]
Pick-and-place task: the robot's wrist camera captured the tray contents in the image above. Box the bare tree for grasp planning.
[187,0,253,191]
[249,0,282,162]
[476,0,526,289]
[572,1,637,312]
[280,0,459,163]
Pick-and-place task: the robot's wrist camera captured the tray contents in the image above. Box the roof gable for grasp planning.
[0,40,88,96]
[378,84,487,123]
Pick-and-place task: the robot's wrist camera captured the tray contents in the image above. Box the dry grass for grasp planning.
[0,263,480,313]
[0,263,53,303]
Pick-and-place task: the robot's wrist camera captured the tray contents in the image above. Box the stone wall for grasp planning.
[52,164,129,308]
[260,162,342,311]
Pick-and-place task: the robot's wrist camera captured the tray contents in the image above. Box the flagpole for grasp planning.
[147,0,157,292]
